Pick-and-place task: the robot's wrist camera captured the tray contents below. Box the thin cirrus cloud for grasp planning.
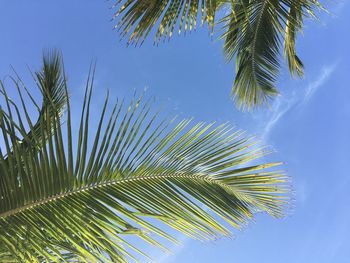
[260,62,338,142]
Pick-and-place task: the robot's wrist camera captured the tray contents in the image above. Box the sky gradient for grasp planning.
[0,1,349,262]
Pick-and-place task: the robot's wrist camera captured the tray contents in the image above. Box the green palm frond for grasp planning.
[0,52,289,262]
[284,0,305,78]
[2,51,67,149]
[210,0,317,110]
[111,0,227,45]
[111,0,321,109]
[222,0,284,110]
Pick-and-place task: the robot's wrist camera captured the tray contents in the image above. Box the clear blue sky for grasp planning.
[0,1,349,262]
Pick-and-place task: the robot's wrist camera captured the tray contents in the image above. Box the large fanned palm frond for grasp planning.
[111,0,321,109]
[0,52,289,262]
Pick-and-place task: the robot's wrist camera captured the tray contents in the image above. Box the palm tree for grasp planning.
[0,52,289,262]
[111,0,323,110]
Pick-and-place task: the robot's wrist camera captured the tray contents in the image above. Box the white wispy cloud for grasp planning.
[260,62,338,141]
[303,64,337,104]
[260,96,293,141]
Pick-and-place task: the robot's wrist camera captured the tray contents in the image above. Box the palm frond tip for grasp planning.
[0,52,290,262]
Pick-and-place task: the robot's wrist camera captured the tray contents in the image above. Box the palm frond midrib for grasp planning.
[250,0,269,87]
[0,172,227,220]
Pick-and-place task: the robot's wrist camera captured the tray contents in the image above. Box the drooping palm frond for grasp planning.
[206,0,319,109]
[221,0,285,109]
[284,0,306,78]
[111,0,321,109]
[0,52,289,262]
